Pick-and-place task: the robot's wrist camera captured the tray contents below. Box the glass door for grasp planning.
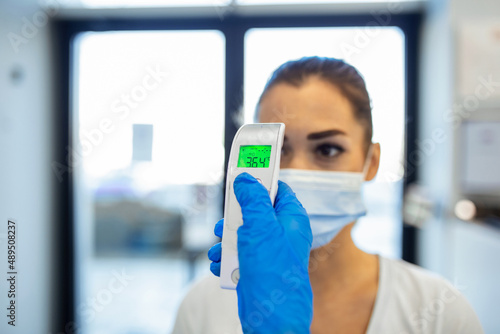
[72,30,225,334]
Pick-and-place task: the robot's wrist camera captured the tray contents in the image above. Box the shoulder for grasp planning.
[382,256,451,294]
[171,274,241,334]
[180,273,228,305]
[368,256,483,334]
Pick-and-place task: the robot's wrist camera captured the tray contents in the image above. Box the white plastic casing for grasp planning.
[220,123,285,290]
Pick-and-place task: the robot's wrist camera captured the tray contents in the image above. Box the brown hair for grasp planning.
[256,56,373,149]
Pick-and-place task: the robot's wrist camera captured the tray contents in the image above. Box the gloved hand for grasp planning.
[209,172,313,334]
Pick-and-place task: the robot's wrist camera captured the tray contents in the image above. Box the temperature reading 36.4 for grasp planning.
[237,145,271,168]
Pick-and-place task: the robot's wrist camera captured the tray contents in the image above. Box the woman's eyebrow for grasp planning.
[307,129,346,140]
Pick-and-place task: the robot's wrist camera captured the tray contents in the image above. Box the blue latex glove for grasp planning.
[209,172,313,334]
[208,219,224,277]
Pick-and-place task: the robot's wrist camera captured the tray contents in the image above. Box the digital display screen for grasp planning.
[237,145,271,168]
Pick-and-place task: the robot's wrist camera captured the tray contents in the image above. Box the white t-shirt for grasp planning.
[171,256,483,334]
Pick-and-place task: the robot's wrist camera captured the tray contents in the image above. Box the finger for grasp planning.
[207,242,222,262]
[233,173,275,230]
[210,261,221,277]
[274,180,307,216]
[214,218,224,238]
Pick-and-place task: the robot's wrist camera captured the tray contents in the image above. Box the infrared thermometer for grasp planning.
[220,123,285,290]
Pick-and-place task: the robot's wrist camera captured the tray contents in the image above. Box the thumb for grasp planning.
[233,172,276,233]
[274,180,312,253]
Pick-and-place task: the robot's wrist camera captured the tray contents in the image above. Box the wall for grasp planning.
[418,0,500,332]
[0,0,57,333]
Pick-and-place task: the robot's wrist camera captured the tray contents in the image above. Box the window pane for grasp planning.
[78,0,231,8]
[239,0,417,5]
[73,30,225,334]
[244,27,405,258]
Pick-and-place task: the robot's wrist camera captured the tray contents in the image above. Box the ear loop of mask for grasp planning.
[362,144,374,180]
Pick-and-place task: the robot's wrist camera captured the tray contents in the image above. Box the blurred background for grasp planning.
[0,0,499,333]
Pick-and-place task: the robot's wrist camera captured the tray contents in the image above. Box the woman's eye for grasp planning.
[316,144,343,158]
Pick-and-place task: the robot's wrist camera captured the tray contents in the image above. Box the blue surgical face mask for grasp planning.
[279,147,372,249]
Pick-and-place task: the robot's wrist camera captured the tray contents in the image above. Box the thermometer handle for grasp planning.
[220,123,285,290]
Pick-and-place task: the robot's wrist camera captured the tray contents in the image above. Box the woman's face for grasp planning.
[258,76,380,180]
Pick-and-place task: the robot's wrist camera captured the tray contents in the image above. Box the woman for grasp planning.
[172,57,482,333]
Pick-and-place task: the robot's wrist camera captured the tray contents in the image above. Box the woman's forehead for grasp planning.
[257,79,358,130]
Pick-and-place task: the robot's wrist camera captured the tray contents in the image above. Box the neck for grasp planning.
[308,223,378,293]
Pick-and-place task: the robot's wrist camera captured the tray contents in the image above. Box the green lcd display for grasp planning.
[237,145,271,168]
